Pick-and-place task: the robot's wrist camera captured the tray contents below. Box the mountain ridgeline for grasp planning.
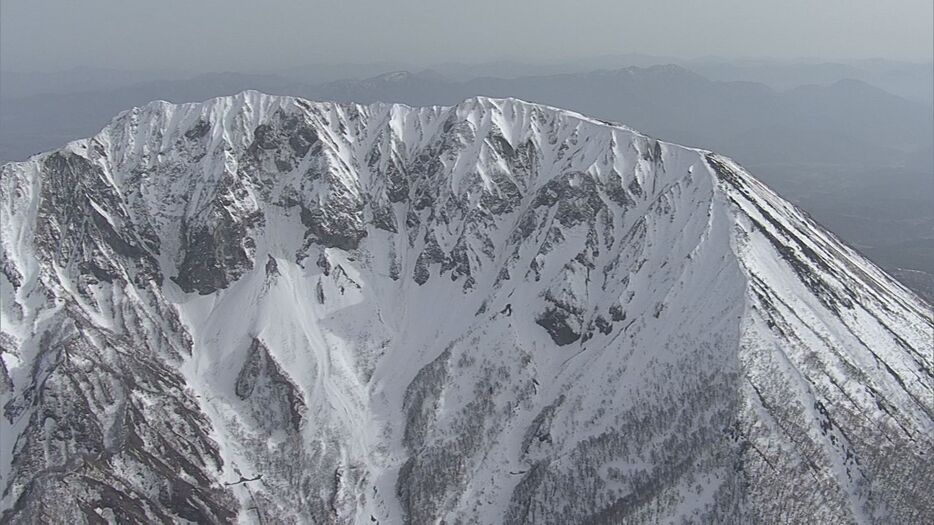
[0,93,931,523]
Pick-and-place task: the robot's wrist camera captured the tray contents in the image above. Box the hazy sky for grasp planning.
[2,0,932,71]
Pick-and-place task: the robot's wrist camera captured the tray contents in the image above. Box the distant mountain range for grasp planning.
[314,66,932,170]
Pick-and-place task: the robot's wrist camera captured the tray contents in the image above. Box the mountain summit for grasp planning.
[1,92,931,523]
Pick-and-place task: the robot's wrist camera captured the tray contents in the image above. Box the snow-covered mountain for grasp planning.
[0,92,931,523]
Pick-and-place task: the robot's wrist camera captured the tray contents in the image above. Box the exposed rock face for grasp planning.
[1,92,931,523]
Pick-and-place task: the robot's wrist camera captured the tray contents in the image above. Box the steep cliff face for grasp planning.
[1,92,931,523]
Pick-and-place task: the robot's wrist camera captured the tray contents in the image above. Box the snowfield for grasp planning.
[0,92,931,523]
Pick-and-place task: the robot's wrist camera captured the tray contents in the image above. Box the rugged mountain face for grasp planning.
[0,92,931,524]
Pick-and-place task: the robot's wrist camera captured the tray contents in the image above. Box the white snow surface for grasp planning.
[0,92,931,523]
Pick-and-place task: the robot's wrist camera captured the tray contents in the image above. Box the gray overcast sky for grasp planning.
[2,0,932,71]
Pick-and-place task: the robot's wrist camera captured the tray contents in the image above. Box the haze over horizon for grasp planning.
[2,0,932,72]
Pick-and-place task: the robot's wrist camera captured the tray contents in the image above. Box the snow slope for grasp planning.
[0,92,931,523]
